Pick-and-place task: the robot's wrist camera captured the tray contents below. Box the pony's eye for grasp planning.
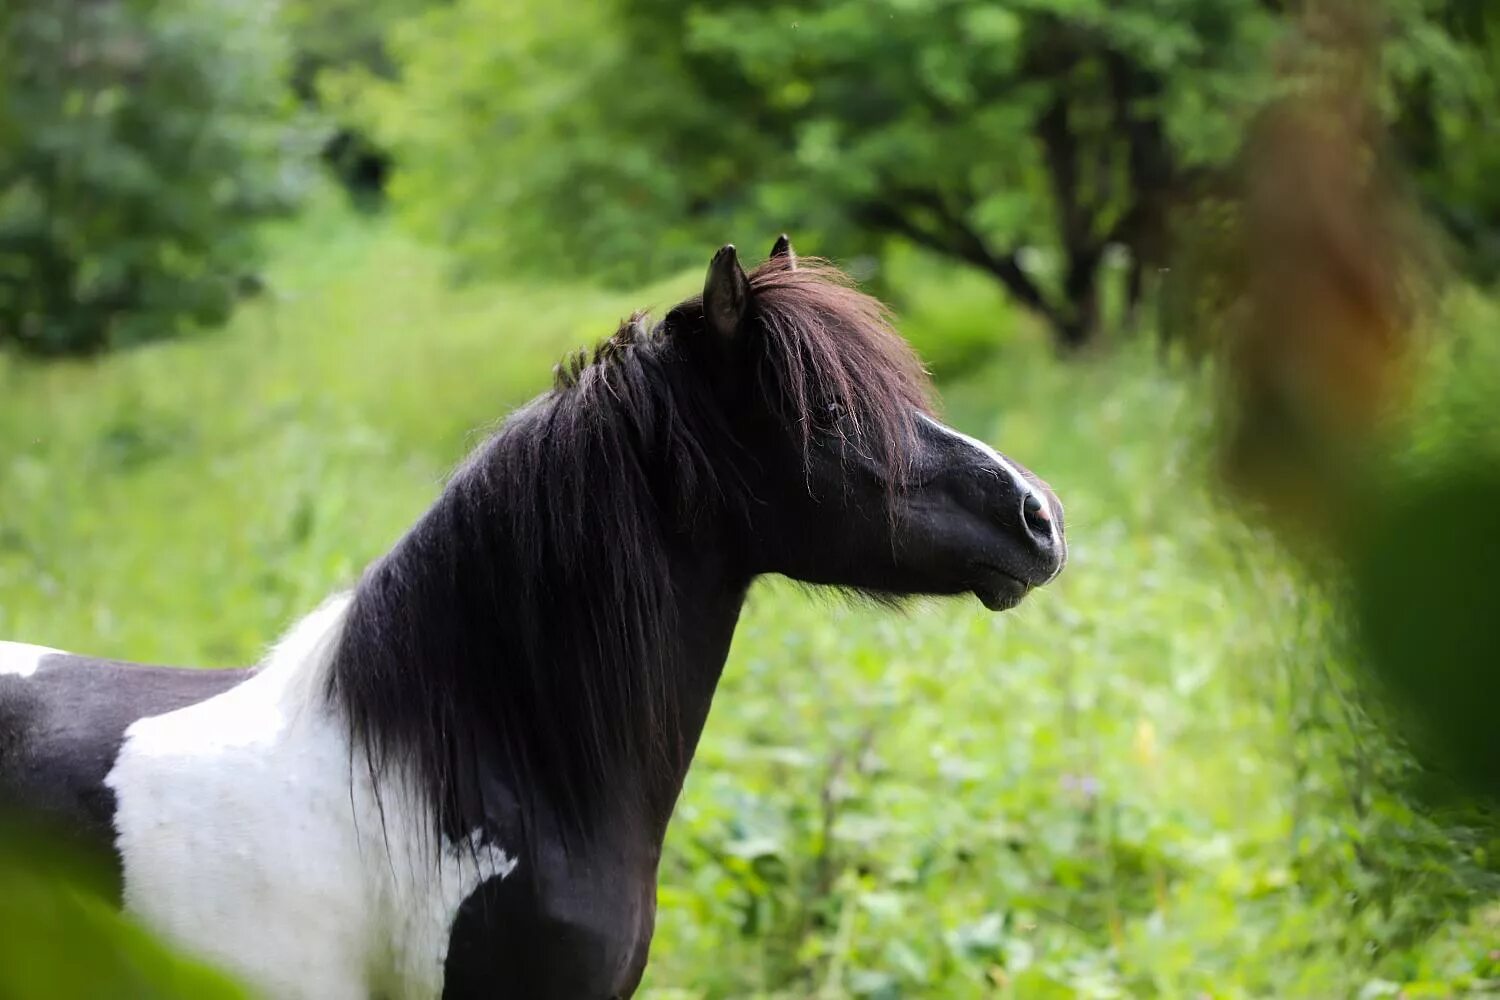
[815,398,845,429]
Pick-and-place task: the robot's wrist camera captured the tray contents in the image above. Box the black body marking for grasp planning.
[0,655,249,898]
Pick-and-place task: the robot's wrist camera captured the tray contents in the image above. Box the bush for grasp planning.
[0,0,315,356]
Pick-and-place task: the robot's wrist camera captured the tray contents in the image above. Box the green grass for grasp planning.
[1,207,1495,998]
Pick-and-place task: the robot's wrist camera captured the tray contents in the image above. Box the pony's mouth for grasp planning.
[971,566,1031,612]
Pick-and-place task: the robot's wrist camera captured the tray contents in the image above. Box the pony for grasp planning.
[0,237,1065,998]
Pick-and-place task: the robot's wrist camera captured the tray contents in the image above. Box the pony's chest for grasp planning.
[105,676,518,999]
[440,842,659,999]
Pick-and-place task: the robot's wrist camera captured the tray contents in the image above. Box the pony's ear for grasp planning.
[703,244,750,340]
[769,234,797,270]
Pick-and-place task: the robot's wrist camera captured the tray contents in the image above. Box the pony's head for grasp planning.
[649,237,1065,609]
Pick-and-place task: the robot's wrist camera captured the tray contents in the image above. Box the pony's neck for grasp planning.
[326,383,753,852]
[641,547,749,833]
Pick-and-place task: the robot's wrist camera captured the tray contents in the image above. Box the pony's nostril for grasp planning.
[1021,491,1053,540]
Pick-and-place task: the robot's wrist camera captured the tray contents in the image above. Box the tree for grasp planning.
[359,0,1496,351]
[357,0,1283,349]
[0,0,313,355]
[628,0,1288,350]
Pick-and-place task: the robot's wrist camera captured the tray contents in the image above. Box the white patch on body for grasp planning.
[105,596,517,1000]
[0,641,65,678]
[918,412,1064,551]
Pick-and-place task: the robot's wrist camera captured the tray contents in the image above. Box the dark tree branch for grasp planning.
[859,192,1063,331]
[1033,86,1107,348]
[1036,94,1087,252]
[1102,49,1177,255]
[1103,48,1172,323]
[857,26,1201,350]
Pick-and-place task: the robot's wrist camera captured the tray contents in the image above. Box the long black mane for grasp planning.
[325,259,933,849]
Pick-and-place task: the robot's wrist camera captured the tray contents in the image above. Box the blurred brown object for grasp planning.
[1200,2,1500,797]
[1210,0,1434,541]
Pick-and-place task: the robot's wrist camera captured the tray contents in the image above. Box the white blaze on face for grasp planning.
[0,641,65,678]
[916,412,1063,551]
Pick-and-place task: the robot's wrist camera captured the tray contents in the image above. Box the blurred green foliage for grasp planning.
[343,0,1498,350]
[2,207,1495,997]
[1342,289,1500,805]
[1390,2,1500,281]
[280,0,429,197]
[0,0,313,355]
[1352,464,1500,796]
[281,0,424,95]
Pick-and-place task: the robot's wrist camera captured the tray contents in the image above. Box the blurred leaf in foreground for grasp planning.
[1212,1,1430,539]
[1350,466,1500,796]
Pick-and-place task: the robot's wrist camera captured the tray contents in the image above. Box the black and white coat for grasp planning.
[0,599,534,999]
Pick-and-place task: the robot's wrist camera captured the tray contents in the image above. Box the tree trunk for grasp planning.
[1059,244,1102,351]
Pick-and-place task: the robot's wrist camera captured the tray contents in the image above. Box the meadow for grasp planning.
[1,203,1496,997]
